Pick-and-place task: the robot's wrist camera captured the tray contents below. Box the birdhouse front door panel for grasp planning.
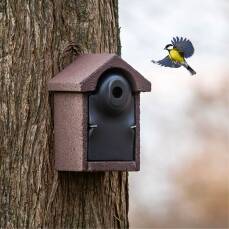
[88,72,136,161]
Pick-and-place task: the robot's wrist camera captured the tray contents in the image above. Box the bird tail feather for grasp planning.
[183,62,196,75]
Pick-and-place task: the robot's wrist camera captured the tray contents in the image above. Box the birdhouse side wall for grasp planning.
[135,93,140,171]
[54,92,87,171]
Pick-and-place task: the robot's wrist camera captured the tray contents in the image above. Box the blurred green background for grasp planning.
[119,0,229,228]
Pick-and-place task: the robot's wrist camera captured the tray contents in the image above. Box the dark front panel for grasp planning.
[88,72,135,161]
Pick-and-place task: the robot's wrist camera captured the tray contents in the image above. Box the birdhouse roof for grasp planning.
[48,54,151,92]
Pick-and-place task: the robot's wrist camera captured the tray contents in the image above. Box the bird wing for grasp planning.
[171,36,194,58]
[151,56,181,68]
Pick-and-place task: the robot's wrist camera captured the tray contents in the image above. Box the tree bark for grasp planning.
[0,0,128,228]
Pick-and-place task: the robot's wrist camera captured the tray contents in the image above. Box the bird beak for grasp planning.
[164,47,167,50]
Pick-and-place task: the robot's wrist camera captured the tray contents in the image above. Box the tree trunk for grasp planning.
[0,0,128,228]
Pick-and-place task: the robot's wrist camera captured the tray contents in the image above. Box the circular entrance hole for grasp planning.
[112,86,123,98]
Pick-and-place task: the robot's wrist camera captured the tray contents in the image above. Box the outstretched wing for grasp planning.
[151,56,181,68]
[171,36,194,58]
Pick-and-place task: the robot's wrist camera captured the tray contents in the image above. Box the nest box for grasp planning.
[48,54,151,171]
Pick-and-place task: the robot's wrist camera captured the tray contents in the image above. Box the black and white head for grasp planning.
[164,44,173,51]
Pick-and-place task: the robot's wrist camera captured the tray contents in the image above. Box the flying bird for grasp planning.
[152,36,196,75]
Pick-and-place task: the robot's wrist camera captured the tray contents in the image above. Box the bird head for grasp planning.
[164,44,173,51]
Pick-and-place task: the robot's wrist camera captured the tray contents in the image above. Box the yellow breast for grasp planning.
[169,49,184,63]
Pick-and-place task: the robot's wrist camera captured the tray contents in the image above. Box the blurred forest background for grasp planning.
[119,0,229,228]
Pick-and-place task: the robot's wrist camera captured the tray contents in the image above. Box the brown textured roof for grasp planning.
[48,53,151,92]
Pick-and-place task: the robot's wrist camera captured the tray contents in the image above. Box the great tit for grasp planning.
[152,36,196,75]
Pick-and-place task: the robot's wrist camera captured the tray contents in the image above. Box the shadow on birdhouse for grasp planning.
[48,54,151,171]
